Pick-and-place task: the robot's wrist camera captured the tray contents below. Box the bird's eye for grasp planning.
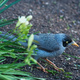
[66,41,68,44]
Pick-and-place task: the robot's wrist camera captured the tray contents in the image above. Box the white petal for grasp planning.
[19,16,26,23]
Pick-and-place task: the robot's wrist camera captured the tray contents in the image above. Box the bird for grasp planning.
[0,32,79,73]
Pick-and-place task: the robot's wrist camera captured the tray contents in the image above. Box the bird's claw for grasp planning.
[43,68,48,73]
[37,67,48,73]
[58,68,64,72]
[53,66,64,72]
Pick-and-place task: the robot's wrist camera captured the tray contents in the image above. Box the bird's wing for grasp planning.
[33,34,60,52]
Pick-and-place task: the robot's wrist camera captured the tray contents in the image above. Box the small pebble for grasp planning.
[45,2,49,5]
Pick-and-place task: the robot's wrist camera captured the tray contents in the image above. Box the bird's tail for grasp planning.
[0,31,17,41]
[0,31,28,47]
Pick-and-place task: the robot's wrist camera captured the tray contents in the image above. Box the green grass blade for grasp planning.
[63,53,80,59]
[0,0,9,7]
[0,0,21,13]
[0,18,18,27]
[3,69,31,77]
[0,74,11,80]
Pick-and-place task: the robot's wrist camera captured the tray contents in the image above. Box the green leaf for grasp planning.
[0,74,19,80]
[3,69,31,77]
[0,18,18,27]
[30,45,37,51]
[64,75,73,79]
[0,0,9,8]
[0,74,11,80]
[64,72,72,75]
[30,57,37,64]
[0,0,21,13]
[10,63,27,69]
[0,50,12,55]
[63,53,80,59]
[0,63,26,69]
[0,57,6,63]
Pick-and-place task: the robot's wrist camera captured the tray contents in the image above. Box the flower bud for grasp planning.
[26,15,33,21]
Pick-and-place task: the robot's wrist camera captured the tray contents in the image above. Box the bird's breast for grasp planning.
[56,47,65,56]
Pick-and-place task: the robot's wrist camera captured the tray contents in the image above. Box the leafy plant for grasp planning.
[0,6,45,80]
[0,1,45,80]
[0,15,45,80]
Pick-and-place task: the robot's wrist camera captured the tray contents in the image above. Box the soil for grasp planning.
[0,0,80,80]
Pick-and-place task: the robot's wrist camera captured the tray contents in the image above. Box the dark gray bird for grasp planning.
[0,32,79,72]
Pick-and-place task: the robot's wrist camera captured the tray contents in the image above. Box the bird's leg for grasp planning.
[45,58,64,72]
[37,61,48,73]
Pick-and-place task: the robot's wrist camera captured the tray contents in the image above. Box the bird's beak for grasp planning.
[72,41,79,47]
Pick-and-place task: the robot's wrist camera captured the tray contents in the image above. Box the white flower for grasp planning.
[19,16,26,23]
[18,16,29,25]
[25,21,29,25]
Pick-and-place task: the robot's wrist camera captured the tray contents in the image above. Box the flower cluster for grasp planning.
[16,15,32,27]
[15,15,33,40]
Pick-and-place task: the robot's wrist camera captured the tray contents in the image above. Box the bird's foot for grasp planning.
[45,58,64,72]
[58,68,64,72]
[37,61,48,73]
[54,67,64,72]
[37,67,48,73]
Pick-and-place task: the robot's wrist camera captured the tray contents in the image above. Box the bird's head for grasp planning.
[62,34,79,47]
[56,33,79,48]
